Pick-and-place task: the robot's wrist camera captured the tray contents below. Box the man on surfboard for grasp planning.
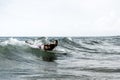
[25,40,58,51]
[42,40,58,51]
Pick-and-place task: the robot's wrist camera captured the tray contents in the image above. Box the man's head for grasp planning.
[53,40,58,46]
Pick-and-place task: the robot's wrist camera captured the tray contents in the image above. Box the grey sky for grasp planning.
[0,0,120,36]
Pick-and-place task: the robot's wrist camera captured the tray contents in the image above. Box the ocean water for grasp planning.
[0,37,120,80]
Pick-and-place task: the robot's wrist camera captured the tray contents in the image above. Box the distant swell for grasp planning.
[82,67,120,73]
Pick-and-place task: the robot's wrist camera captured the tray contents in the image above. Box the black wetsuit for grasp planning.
[44,44,57,51]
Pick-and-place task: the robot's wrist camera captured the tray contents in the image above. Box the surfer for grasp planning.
[25,40,58,51]
[41,40,58,51]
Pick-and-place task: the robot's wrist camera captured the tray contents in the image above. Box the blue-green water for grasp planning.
[0,37,120,80]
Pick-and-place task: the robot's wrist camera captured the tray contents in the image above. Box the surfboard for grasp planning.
[25,40,57,50]
[25,40,66,55]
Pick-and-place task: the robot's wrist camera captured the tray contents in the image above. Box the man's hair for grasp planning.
[54,40,58,46]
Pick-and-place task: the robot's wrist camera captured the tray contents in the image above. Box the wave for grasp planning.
[0,37,69,62]
[1,37,120,80]
[0,37,120,63]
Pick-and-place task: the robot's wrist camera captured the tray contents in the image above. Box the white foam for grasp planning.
[0,38,45,49]
[0,38,25,46]
[67,37,72,41]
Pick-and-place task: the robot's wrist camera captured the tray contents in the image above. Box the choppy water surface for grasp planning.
[0,37,120,80]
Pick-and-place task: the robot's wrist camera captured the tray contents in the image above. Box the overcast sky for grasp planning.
[0,0,120,36]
